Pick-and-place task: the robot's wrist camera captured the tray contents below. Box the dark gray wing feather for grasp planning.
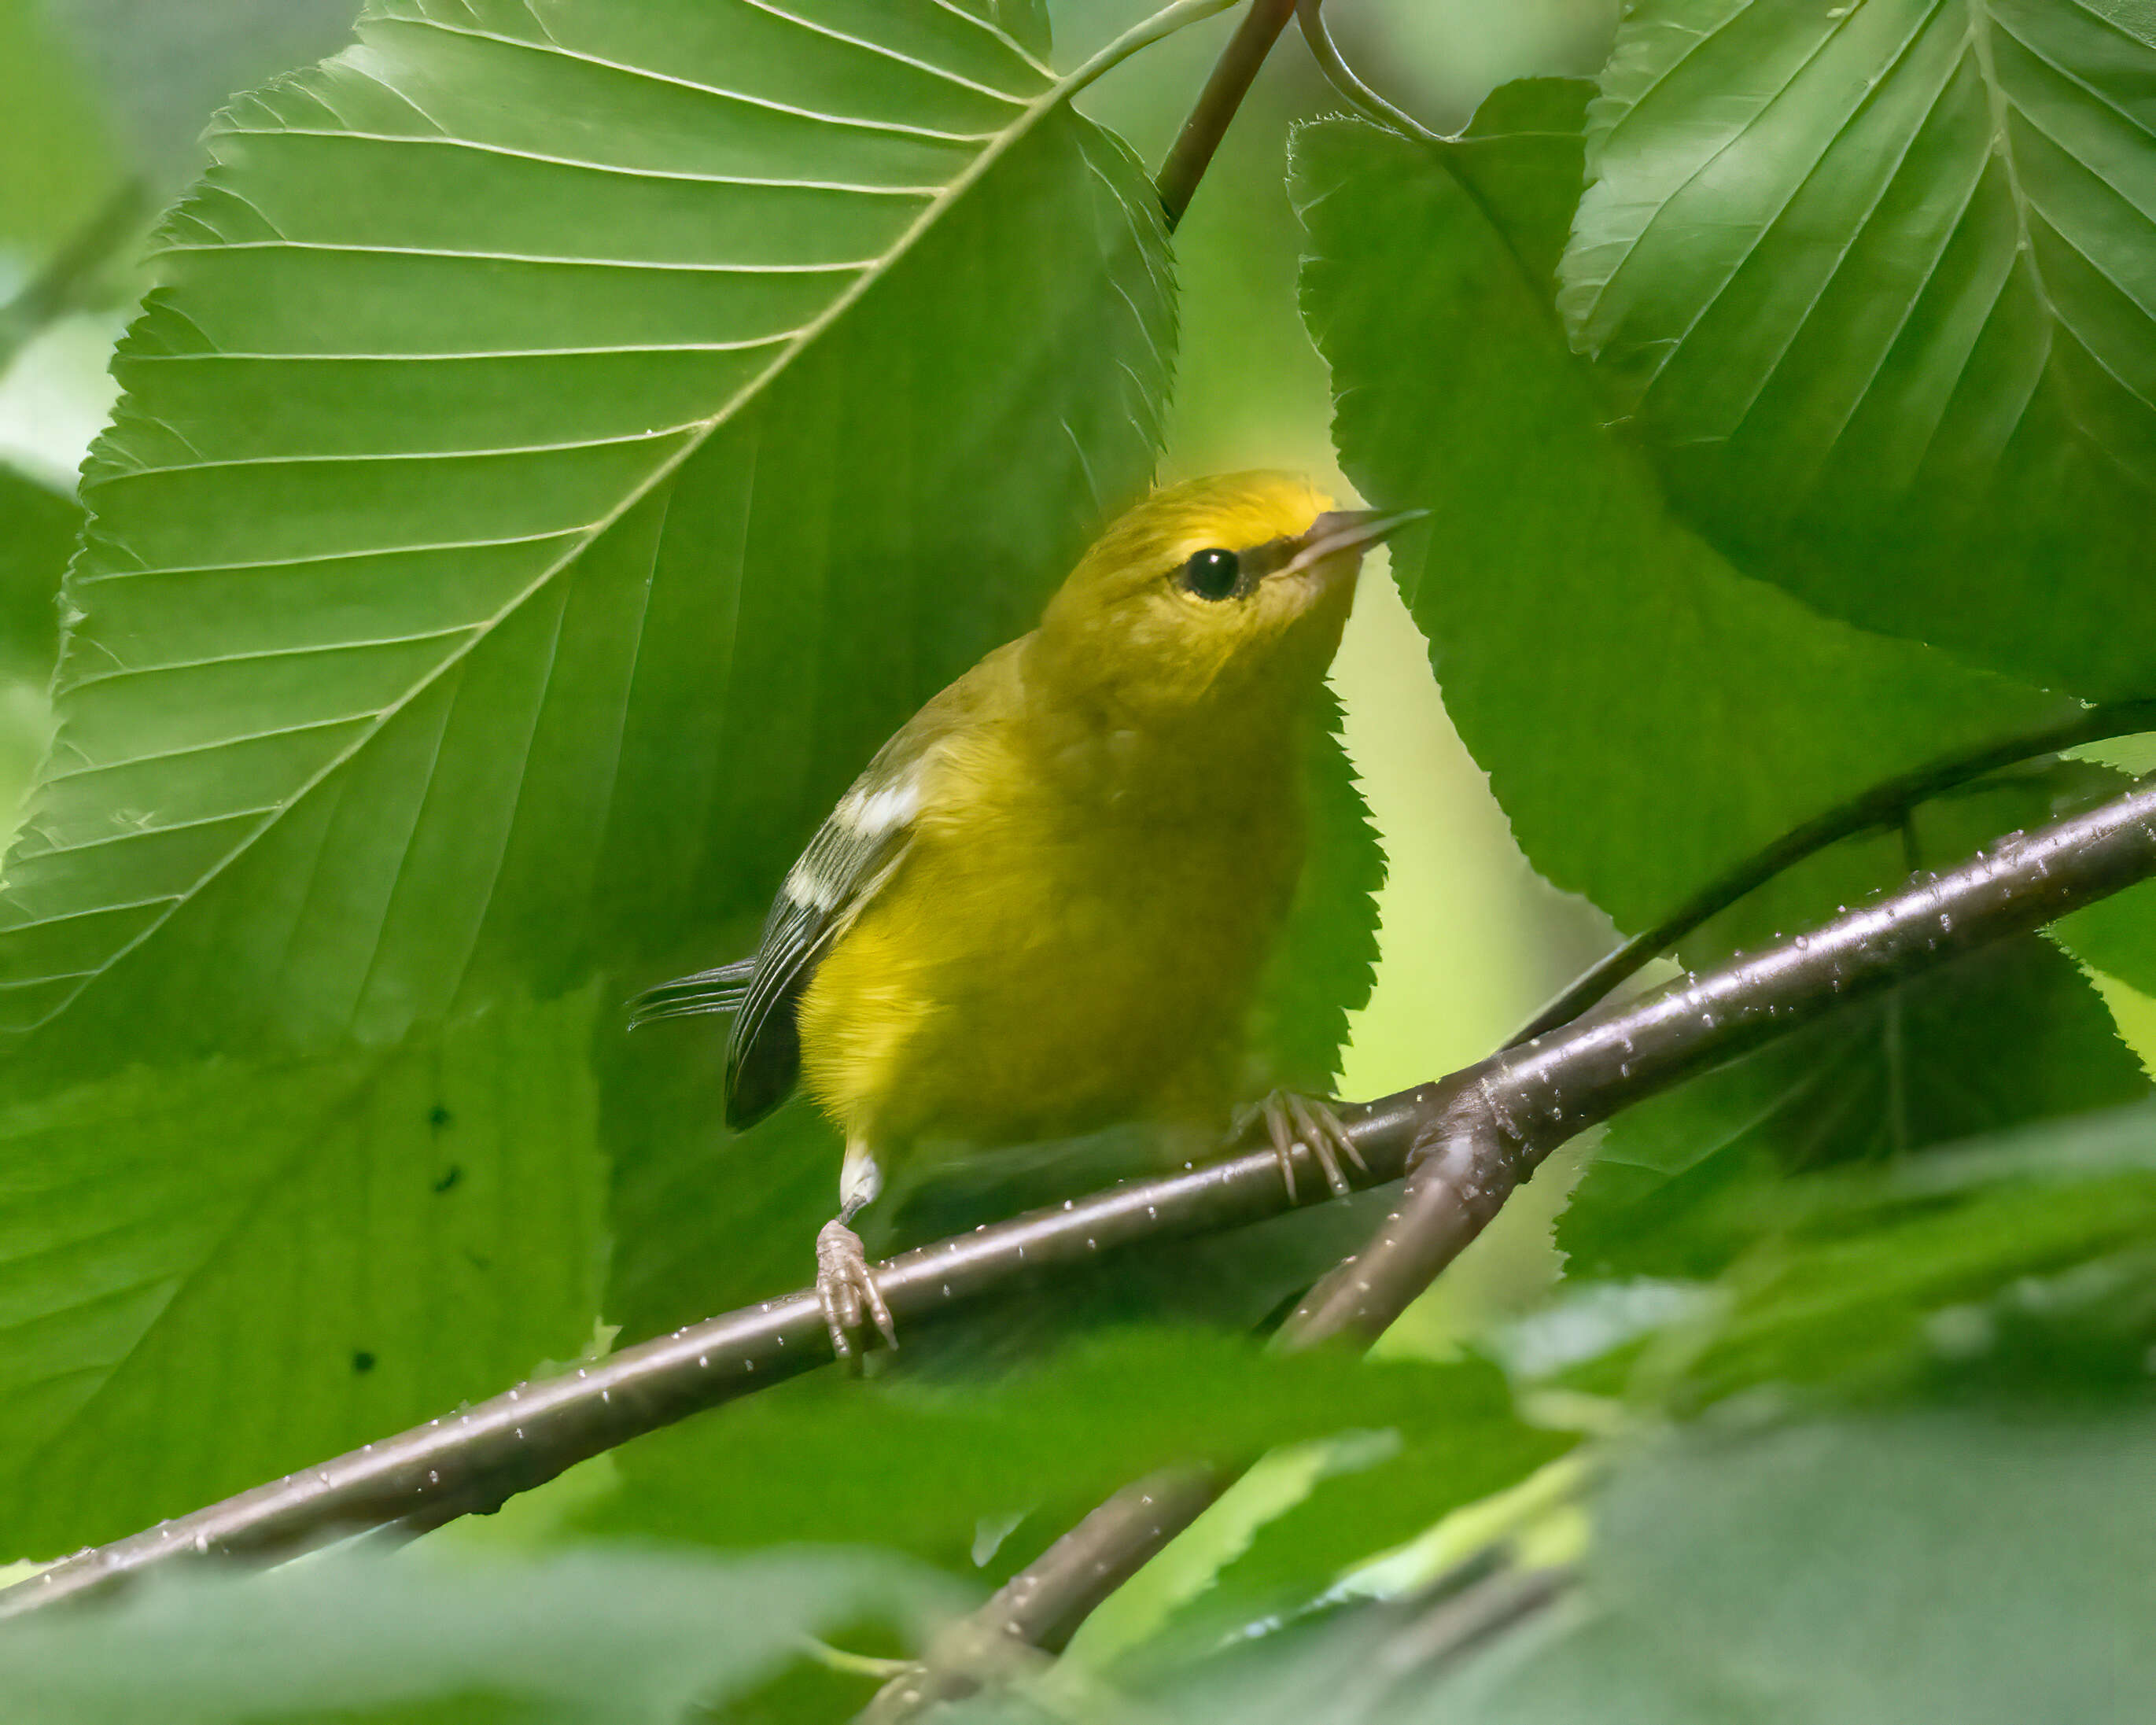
[628,753,923,1131]
[721,801,913,1129]
[626,958,757,1027]
[629,642,1012,1132]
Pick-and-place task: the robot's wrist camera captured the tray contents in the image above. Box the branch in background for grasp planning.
[858,1089,1513,1717]
[1295,0,1445,144]
[9,772,2156,1624]
[1155,0,1300,229]
[0,179,150,378]
[1508,698,2156,1045]
[857,1466,1225,1723]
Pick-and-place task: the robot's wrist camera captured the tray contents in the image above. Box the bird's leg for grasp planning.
[1252,1090,1367,1201]
[817,1142,897,1362]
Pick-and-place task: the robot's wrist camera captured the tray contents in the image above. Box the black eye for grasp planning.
[1178,547,1241,601]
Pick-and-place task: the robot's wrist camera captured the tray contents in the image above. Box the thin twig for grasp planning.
[1508,698,2156,1046]
[1155,0,1301,229]
[857,1466,1224,1721]
[9,773,2156,1623]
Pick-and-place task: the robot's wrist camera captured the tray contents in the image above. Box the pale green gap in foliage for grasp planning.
[1563,0,2156,695]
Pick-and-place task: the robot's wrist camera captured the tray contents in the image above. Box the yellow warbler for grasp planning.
[633,474,1418,1352]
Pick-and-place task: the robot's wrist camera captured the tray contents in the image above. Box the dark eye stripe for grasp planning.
[1179,547,1240,601]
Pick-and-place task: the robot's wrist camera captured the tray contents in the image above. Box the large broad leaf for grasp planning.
[1561,934,2149,1285]
[1562,0,2156,697]
[0,990,605,1557]
[0,1545,959,1723]
[1295,101,2062,952]
[1417,1412,2156,1725]
[0,0,1174,1082]
[1136,1410,2156,1725]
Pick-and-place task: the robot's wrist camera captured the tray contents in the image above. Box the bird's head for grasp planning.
[1033,473,1421,729]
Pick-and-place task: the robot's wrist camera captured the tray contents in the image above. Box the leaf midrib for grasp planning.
[1589,0,2154,468]
[20,16,1120,1030]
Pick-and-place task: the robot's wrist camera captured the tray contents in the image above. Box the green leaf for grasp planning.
[0,1544,959,1723]
[1437,77,1596,291]
[1562,0,2156,697]
[1143,1409,2156,1724]
[1295,109,2062,954]
[1417,1411,2156,1725]
[1675,1099,2156,1408]
[0,987,604,1557]
[0,0,1181,1506]
[1158,1368,1573,1635]
[584,1329,1522,1582]
[1560,934,2149,1285]
[0,0,1174,1083]
[1248,693,1384,1096]
[0,464,72,680]
[2055,876,2156,997]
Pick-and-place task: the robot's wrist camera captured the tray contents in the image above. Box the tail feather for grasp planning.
[627,957,756,1029]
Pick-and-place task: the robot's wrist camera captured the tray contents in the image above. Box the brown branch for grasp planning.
[857,1465,1225,1722]
[1155,0,1300,230]
[9,773,2156,1625]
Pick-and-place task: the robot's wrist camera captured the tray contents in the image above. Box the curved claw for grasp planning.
[1254,1091,1366,1202]
[816,1218,897,1362]
[1262,1098,1301,1203]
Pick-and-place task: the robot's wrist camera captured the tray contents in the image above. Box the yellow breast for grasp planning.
[797,691,1305,1160]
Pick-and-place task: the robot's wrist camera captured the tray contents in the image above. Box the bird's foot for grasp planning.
[816,1218,897,1363]
[1251,1091,1367,1202]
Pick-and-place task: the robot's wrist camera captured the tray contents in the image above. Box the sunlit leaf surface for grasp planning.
[0,0,1173,1082]
[1562,0,2156,695]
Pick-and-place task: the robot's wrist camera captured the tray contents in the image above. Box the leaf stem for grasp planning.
[1064,0,1244,98]
[1295,0,1446,145]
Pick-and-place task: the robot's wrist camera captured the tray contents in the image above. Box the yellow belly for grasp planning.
[798,793,1297,1156]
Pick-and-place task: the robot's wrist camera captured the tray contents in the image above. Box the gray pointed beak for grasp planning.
[1277,507,1429,577]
